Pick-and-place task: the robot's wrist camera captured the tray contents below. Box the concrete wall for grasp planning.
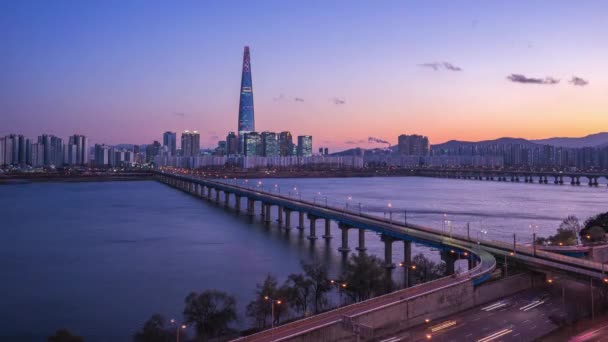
[285,274,538,342]
[589,244,608,263]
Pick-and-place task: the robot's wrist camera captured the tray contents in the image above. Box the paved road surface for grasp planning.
[377,289,562,342]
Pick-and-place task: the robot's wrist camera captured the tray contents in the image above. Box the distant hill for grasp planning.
[532,132,608,148]
[432,137,538,149]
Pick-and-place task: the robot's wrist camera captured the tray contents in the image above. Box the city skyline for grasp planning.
[2,1,607,150]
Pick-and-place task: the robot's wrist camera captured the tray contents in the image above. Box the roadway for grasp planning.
[378,288,563,342]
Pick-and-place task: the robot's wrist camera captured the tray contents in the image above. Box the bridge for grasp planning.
[154,171,608,341]
[413,168,608,186]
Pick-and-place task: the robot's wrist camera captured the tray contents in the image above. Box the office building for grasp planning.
[262,132,279,157]
[244,132,262,156]
[163,131,177,156]
[279,131,294,156]
[226,132,238,155]
[297,135,313,157]
[237,46,255,153]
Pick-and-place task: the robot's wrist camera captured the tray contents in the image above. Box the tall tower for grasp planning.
[238,46,255,153]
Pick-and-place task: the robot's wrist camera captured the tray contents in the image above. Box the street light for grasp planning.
[330,280,348,305]
[169,319,187,342]
[388,202,393,224]
[398,262,417,288]
[345,196,352,210]
[264,296,282,329]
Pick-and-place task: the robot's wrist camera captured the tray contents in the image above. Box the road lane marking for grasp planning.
[380,337,401,342]
[522,301,545,312]
[477,328,513,342]
[431,320,457,332]
[482,302,507,311]
[519,300,540,311]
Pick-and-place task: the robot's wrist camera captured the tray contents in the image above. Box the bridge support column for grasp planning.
[260,202,265,217]
[297,212,305,230]
[307,215,318,240]
[235,195,241,213]
[215,190,220,204]
[338,223,350,253]
[554,176,559,184]
[265,204,272,224]
[380,234,396,269]
[356,229,367,252]
[323,219,332,240]
[195,183,199,195]
[284,209,291,229]
[207,187,212,199]
[224,192,230,207]
[403,241,412,288]
[246,199,254,216]
[441,250,458,275]
[277,206,283,225]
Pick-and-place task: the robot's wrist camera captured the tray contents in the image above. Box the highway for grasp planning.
[379,289,562,342]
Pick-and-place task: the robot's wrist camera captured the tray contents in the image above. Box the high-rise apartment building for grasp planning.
[67,134,88,165]
[238,46,255,153]
[163,131,177,156]
[38,134,63,166]
[297,135,313,157]
[262,132,279,157]
[398,134,429,156]
[279,131,294,156]
[180,131,200,157]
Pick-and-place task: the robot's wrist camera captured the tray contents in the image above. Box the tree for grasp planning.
[341,253,386,302]
[536,216,581,246]
[301,261,332,313]
[183,290,237,340]
[409,253,446,285]
[583,226,607,243]
[48,329,84,342]
[283,273,312,317]
[133,314,173,342]
[581,212,608,239]
[246,274,289,329]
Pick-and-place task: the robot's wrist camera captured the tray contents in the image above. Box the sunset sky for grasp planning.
[1,1,607,150]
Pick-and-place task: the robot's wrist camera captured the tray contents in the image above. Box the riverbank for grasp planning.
[0,172,154,184]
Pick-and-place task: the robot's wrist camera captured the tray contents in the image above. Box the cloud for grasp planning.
[333,97,346,105]
[345,139,366,145]
[368,137,390,145]
[569,76,589,86]
[209,135,220,140]
[507,74,560,85]
[419,62,462,72]
[173,112,186,117]
[273,94,285,101]
[294,97,304,102]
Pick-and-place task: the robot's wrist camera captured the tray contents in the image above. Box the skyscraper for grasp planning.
[297,135,313,157]
[163,131,177,156]
[237,46,255,153]
[244,132,262,156]
[181,131,200,157]
[226,132,238,155]
[398,134,429,156]
[279,131,294,156]
[262,132,279,157]
[68,134,88,165]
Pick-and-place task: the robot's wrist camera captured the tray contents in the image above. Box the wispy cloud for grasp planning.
[507,74,560,85]
[273,94,285,101]
[173,112,186,117]
[569,76,589,86]
[294,97,304,102]
[419,62,462,72]
[333,97,346,105]
[345,139,366,145]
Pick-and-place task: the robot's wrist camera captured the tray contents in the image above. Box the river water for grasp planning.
[0,177,605,341]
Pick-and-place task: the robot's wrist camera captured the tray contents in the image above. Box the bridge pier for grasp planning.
[338,223,350,253]
[264,204,272,224]
[235,195,241,213]
[215,189,220,204]
[277,206,283,225]
[403,241,412,288]
[246,198,254,216]
[307,215,318,240]
[207,187,212,199]
[554,176,559,184]
[356,228,367,252]
[441,250,458,275]
[323,219,333,240]
[297,212,305,230]
[381,234,396,269]
[224,192,230,207]
[284,209,292,229]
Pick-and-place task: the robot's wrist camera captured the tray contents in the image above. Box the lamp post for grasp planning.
[398,262,417,288]
[330,280,347,306]
[169,319,187,342]
[388,202,393,224]
[530,224,538,256]
[264,296,282,329]
[346,196,352,210]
